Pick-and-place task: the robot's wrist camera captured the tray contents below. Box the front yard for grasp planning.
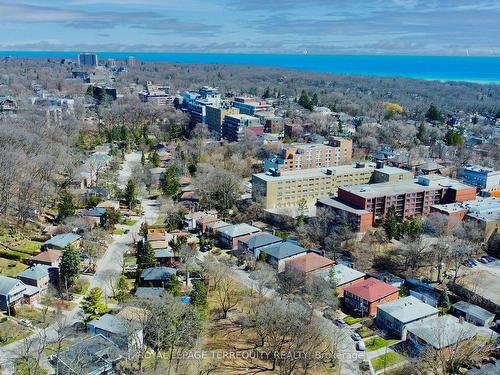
[0,318,31,346]
[15,306,57,328]
[371,351,406,372]
[364,336,400,352]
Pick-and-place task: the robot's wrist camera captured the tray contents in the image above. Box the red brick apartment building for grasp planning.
[319,175,476,232]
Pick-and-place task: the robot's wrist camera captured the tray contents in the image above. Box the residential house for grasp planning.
[317,264,366,297]
[0,95,16,112]
[55,334,122,375]
[87,313,143,358]
[238,232,283,258]
[406,315,478,353]
[27,249,62,267]
[0,276,41,311]
[343,277,399,316]
[285,252,334,275]
[134,287,165,300]
[148,167,166,188]
[206,220,231,236]
[409,286,441,307]
[140,267,177,287]
[218,223,261,249]
[97,200,120,211]
[17,264,51,290]
[42,232,81,251]
[259,242,308,271]
[154,249,176,267]
[376,296,440,339]
[452,301,495,327]
[78,207,107,227]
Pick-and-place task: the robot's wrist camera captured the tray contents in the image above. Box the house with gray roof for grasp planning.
[238,232,283,258]
[453,301,495,327]
[55,334,122,375]
[0,275,40,311]
[259,242,307,271]
[406,315,477,352]
[42,232,81,250]
[140,267,177,287]
[317,264,366,297]
[218,223,261,249]
[87,313,143,358]
[134,287,165,300]
[17,264,51,290]
[376,296,440,339]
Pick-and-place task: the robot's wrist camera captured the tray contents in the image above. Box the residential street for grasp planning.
[0,151,157,374]
[229,267,365,375]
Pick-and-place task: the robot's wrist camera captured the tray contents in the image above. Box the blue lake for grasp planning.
[1,51,499,83]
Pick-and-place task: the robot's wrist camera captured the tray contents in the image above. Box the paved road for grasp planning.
[229,267,365,375]
[0,151,158,374]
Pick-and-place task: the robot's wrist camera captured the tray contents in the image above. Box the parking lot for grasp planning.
[458,258,500,306]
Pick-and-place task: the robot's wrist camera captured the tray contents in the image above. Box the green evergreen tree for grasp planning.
[169,122,182,140]
[445,129,464,146]
[383,206,400,240]
[425,104,443,122]
[137,242,157,269]
[160,165,180,199]
[167,274,181,297]
[123,179,137,209]
[298,90,314,111]
[60,246,81,286]
[262,87,271,99]
[114,275,129,303]
[57,190,76,221]
[141,151,146,165]
[148,151,161,167]
[311,92,319,106]
[80,287,110,322]
[438,289,451,312]
[190,281,208,308]
[104,208,121,230]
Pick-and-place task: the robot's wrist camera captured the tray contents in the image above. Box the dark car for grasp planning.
[478,258,488,264]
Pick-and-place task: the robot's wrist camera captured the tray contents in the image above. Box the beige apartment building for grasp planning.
[206,105,240,140]
[264,139,352,173]
[252,163,379,210]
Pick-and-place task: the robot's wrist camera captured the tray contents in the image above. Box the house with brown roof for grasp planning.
[343,277,399,316]
[27,249,62,267]
[285,252,334,274]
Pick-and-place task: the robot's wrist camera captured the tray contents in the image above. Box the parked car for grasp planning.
[469,259,479,266]
[351,332,362,341]
[19,319,32,328]
[323,310,335,321]
[356,341,366,351]
[125,264,138,271]
[335,319,347,328]
[478,258,488,264]
[484,256,495,262]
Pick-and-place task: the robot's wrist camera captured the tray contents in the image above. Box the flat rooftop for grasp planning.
[433,196,500,222]
[373,165,413,175]
[317,196,371,215]
[254,163,375,182]
[340,175,472,199]
[378,296,439,323]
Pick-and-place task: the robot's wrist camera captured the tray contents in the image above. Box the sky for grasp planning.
[0,0,499,55]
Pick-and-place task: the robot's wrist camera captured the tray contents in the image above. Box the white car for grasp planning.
[356,341,366,351]
[19,319,32,328]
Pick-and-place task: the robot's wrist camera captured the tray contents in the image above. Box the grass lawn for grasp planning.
[0,257,29,277]
[357,326,375,338]
[344,316,362,325]
[154,214,166,225]
[114,228,127,235]
[11,240,43,254]
[44,340,73,356]
[16,307,56,328]
[0,319,31,346]
[364,336,400,352]
[121,218,138,226]
[124,255,136,265]
[371,352,406,372]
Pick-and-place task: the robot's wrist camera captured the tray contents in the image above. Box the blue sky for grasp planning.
[0,0,499,55]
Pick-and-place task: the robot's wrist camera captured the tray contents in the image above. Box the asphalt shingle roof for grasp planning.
[260,242,307,260]
[140,267,176,281]
[453,301,495,322]
[240,233,282,249]
[43,232,81,249]
[17,264,50,280]
[344,277,399,302]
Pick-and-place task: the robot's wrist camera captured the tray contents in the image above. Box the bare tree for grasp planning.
[215,273,244,319]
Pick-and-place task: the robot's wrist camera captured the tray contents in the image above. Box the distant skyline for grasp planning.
[0,0,499,56]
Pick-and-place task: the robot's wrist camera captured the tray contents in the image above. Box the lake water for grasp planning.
[1,51,499,83]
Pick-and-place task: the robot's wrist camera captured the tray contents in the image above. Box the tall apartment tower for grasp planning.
[78,53,98,67]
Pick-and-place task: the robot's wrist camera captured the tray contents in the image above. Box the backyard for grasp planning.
[15,306,57,328]
[0,318,31,346]
[0,257,29,277]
